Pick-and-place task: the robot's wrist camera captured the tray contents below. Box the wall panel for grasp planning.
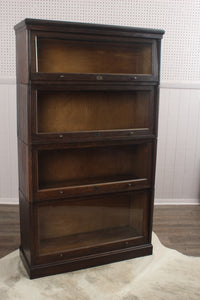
[155,86,200,204]
[0,83,18,203]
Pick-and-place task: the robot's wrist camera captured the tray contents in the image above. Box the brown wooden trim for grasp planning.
[31,73,157,83]
[31,132,154,145]
[21,243,152,279]
[14,18,165,38]
[34,180,151,202]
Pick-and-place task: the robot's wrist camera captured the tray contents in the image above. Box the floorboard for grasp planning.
[153,205,200,256]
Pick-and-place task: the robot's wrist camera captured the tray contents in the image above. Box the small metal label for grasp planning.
[93,186,99,191]
[94,132,100,137]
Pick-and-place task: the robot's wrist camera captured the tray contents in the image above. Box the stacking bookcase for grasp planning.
[15,18,164,279]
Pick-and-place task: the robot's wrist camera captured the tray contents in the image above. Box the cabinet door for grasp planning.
[32,141,153,201]
[30,31,158,82]
[34,190,150,263]
[31,86,156,143]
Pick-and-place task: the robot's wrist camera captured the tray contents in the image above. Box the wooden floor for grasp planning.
[0,204,200,258]
[0,205,20,258]
[153,205,200,256]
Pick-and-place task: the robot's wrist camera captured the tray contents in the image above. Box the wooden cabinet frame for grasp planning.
[30,31,158,82]
[31,85,156,144]
[15,18,164,279]
[31,140,153,201]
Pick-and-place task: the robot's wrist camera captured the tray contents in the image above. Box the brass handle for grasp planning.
[59,190,64,194]
[96,75,103,80]
[59,134,63,138]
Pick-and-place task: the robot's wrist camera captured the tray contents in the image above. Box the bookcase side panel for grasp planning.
[17,84,31,144]
[15,29,30,84]
[18,139,32,200]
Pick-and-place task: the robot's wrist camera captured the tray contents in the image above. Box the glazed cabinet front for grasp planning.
[30,31,159,82]
[31,86,157,144]
[33,190,150,264]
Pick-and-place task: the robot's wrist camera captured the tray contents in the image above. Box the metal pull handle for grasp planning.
[93,186,99,191]
[96,75,103,80]
[94,132,100,137]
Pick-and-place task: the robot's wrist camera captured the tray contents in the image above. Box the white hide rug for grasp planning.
[0,233,200,300]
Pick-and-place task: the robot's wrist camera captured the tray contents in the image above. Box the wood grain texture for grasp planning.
[19,191,32,263]
[15,29,29,84]
[0,205,20,258]
[17,84,30,144]
[153,205,200,256]
[18,139,32,200]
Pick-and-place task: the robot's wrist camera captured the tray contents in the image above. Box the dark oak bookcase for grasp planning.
[15,19,164,279]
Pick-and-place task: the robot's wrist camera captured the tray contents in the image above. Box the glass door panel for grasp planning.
[37,143,150,190]
[37,190,148,255]
[37,90,151,134]
[37,38,152,75]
